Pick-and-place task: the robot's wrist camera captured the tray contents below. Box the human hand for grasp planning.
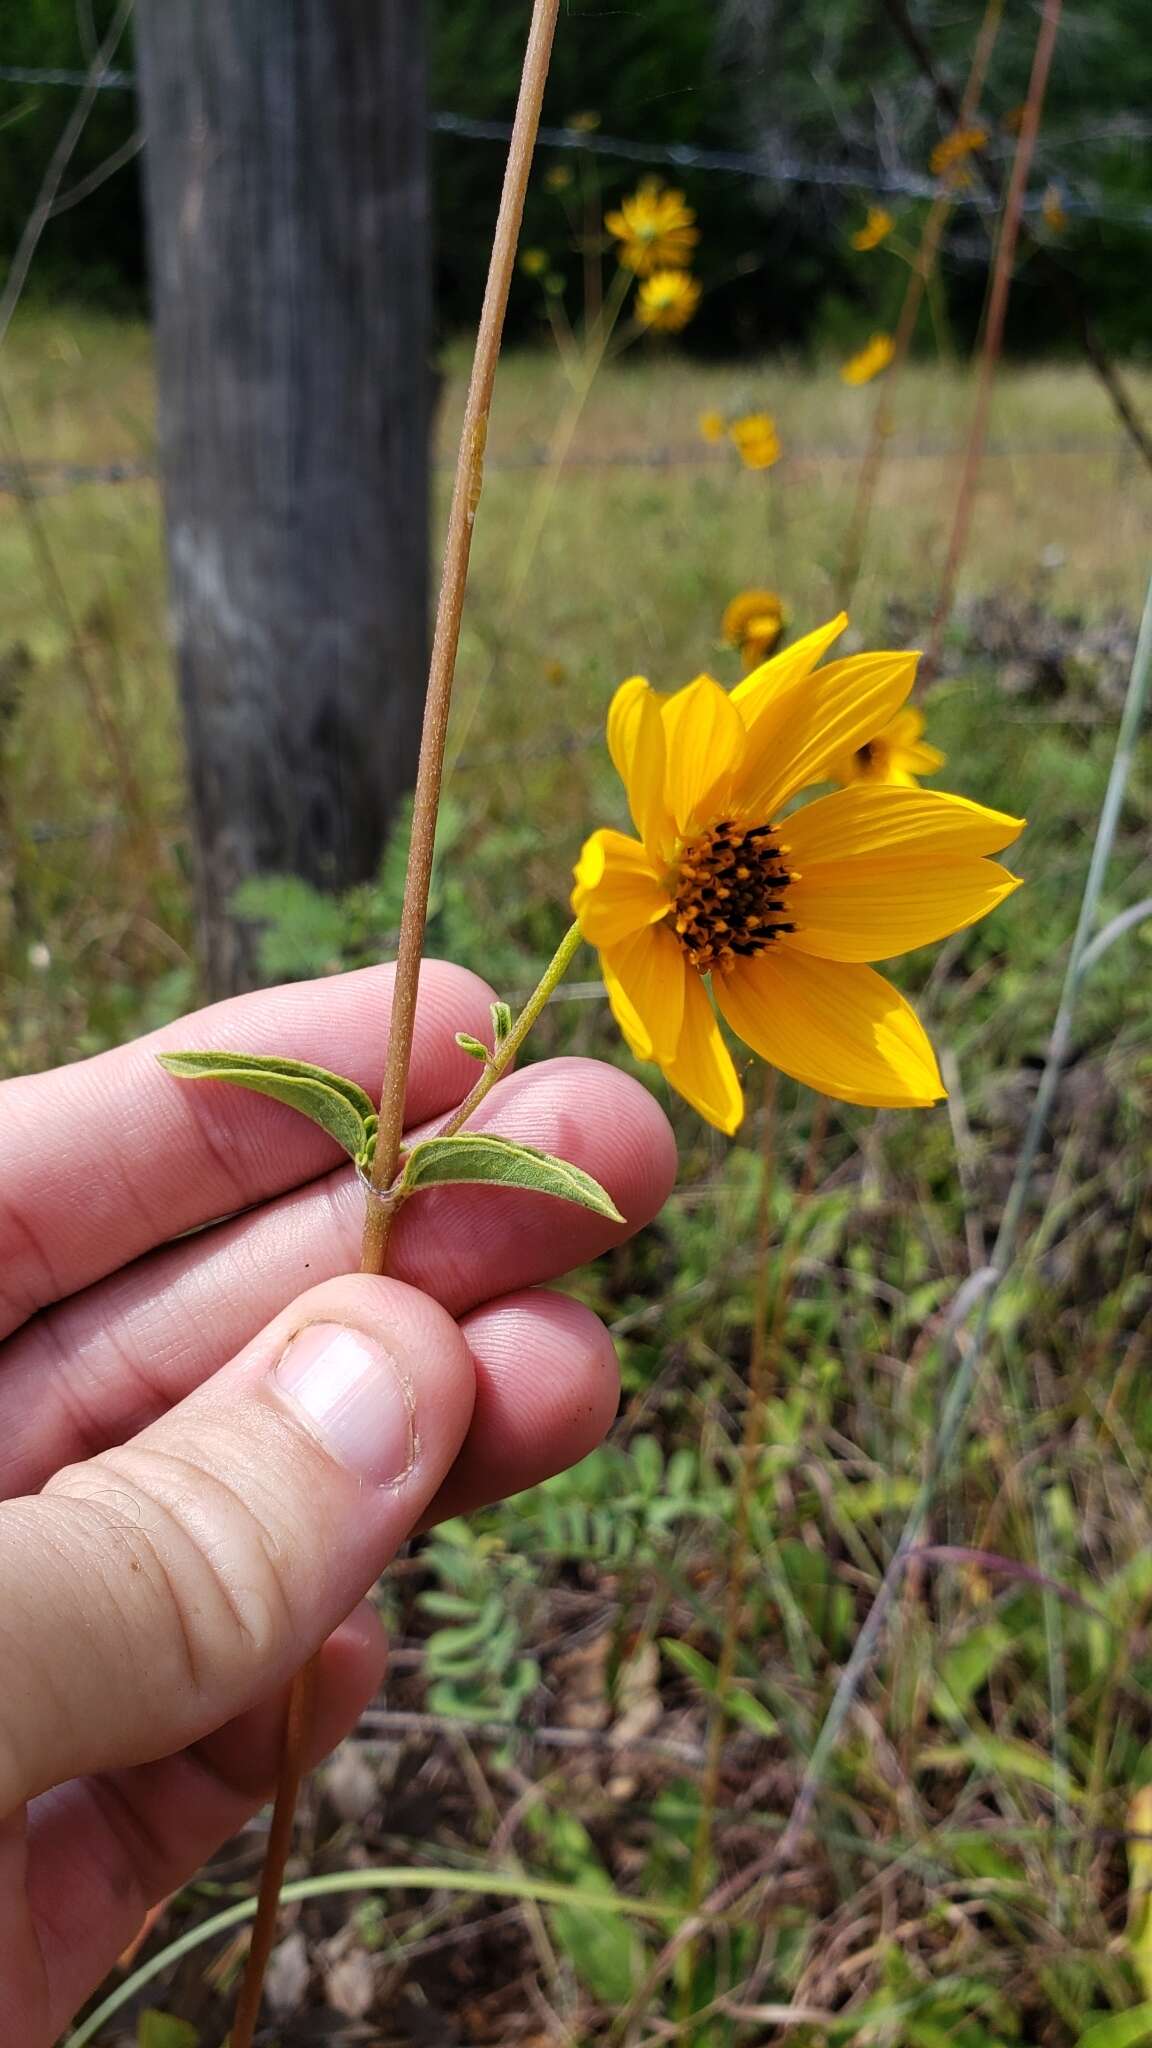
[0,961,676,2043]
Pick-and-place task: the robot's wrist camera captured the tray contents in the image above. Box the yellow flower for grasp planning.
[635,269,701,334]
[722,589,787,670]
[699,408,727,444]
[605,177,699,277]
[828,705,945,789]
[572,615,1023,1131]
[930,125,988,186]
[545,165,573,192]
[568,110,601,134]
[519,247,549,278]
[852,205,894,251]
[841,332,895,386]
[730,410,781,470]
[1042,182,1068,234]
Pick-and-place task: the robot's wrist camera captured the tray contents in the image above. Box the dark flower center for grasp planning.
[671,819,795,972]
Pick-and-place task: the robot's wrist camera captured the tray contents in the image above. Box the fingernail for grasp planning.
[274,1323,415,1486]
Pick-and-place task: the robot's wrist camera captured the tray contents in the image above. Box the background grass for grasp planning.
[4,310,1152,2045]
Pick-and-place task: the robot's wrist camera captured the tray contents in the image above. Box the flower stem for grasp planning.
[439,920,585,1141]
[227,8,560,2043]
[361,0,562,1281]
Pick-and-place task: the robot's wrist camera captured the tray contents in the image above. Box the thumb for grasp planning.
[0,1275,475,1813]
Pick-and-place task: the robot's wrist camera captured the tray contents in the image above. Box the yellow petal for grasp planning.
[785,785,1025,863]
[572,829,671,947]
[606,676,675,860]
[714,950,945,1108]
[660,672,748,836]
[600,923,687,1065]
[783,857,1022,962]
[736,651,920,819]
[731,612,848,726]
[902,740,946,776]
[662,969,744,1134]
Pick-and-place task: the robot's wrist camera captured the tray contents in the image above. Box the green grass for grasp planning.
[4,309,1152,2044]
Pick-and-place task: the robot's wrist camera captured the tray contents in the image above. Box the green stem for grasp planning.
[68,1865,688,2047]
[440,920,585,1140]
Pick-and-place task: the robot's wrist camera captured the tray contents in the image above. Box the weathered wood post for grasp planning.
[135,1,430,995]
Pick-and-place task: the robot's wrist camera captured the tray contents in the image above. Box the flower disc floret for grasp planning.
[672,820,795,971]
[572,615,1025,1132]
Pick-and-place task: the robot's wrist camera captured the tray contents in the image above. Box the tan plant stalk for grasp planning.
[228,6,561,2040]
[836,0,1005,610]
[924,0,1062,675]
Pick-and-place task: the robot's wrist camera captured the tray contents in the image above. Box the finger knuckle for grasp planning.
[44,1446,296,1710]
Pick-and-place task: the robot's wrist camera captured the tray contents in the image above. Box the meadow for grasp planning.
[5,308,1152,2045]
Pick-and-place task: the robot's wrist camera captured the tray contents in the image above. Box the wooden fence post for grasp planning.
[135,0,430,994]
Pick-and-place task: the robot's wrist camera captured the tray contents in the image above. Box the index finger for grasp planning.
[0,959,496,1341]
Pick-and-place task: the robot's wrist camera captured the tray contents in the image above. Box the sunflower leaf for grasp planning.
[398,1135,623,1221]
[157,1050,376,1164]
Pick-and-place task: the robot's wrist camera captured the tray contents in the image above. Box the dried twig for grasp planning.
[925,0,1064,672]
[227,6,561,2040]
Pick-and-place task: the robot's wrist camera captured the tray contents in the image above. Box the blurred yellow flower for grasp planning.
[841,333,895,386]
[730,411,781,470]
[545,165,574,192]
[572,616,1023,1130]
[930,125,988,186]
[1042,182,1068,234]
[722,589,787,669]
[519,247,550,277]
[568,110,601,133]
[699,408,727,444]
[852,205,894,251]
[635,269,701,333]
[828,705,945,789]
[605,177,699,276]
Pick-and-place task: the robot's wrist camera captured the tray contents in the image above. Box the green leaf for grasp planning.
[398,1135,624,1221]
[1075,2008,1152,2048]
[138,2014,199,2048]
[455,1031,489,1062]
[157,1050,376,1164]
[661,1641,778,1735]
[490,1000,514,1045]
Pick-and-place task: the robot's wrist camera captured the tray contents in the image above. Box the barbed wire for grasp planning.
[0,68,1148,228]
[0,432,1136,504]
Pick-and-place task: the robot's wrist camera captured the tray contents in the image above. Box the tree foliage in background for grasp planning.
[0,0,1149,353]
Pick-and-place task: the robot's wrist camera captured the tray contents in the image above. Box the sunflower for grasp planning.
[930,125,988,187]
[852,205,894,251]
[635,269,702,334]
[723,589,787,670]
[1042,182,1068,234]
[699,408,728,445]
[829,705,945,789]
[572,616,1023,1132]
[605,178,699,277]
[730,410,781,470]
[841,333,895,386]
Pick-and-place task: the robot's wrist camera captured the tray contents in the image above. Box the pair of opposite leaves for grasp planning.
[157,1033,623,1223]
